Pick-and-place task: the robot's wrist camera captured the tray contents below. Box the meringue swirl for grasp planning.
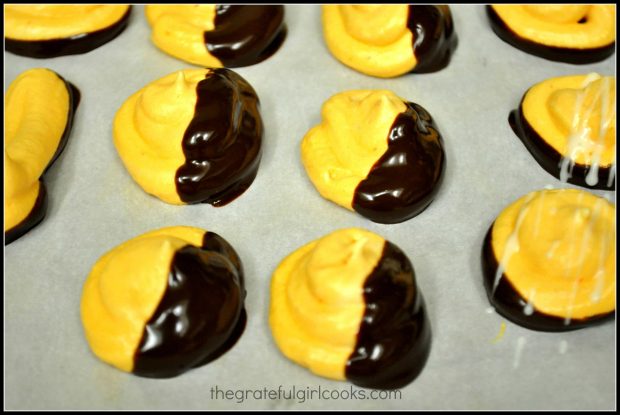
[483,189,615,331]
[113,68,262,206]
[5,5,131,58]
[322,5,457,77]
[487,5,615,63]
[81,226,246,377]
[270,228,431,389]
[5,68,79,244]
[270,228,383,380]
[510,73,616,189]
[146,5,286,67]
[301,90,445,223]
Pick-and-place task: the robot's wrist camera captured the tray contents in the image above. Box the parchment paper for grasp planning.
[4,5,616,410]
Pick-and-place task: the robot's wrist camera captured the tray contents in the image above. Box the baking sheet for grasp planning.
[4,5,616,410]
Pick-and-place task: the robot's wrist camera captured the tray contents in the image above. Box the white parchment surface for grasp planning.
[4,5,616,410]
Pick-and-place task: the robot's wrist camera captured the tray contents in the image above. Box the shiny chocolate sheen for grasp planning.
[205,5,287,68]
[509,100,614,190]
[408,5,458,73]
[486,6,615,64]
[346,241,431,390]
[175,68,263,206]
[133,232,246,378]
[481,225,614,332]
[5,78,80,245]
[5,7,131,59]
[352,102,446,224]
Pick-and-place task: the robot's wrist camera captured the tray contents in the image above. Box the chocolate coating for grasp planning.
[408,5,458,73]
[205,5,287,68]
[133,232,246,378]
[509,100,614,190]
[175,68,263,206]
[486,6,615,64]
[5,78,80,245]
[5,183,47,245]
[352,102,446,224]
[481,225,614,332]
[5,7,131,59]
[346,241,431,390]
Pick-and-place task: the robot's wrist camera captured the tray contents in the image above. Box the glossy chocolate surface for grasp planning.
[175,68,263,206]
[482,225,614,332]
[346,241,431,390]
[5,77,80,245]
[204,5,287,68]
[407,5,458,73]
[352,102,446,224]
[133,232,246,378]
[486,6,615,64]
[509,100,614,190]
[5,7,131,59]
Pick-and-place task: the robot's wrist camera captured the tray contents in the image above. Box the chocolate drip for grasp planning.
[486,6,615,64]
[5,76,80,245]
[204,5,287,67]
[133,232,247,378]
[175,68,263,206]
[352,102,446,224]
[407,5,458,73]
[481,226,614,332]
[509,100,614,190]
[5,7,131,59]
[346,241,431,390]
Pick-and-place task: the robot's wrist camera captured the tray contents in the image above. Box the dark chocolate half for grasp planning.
[346,241,431,390]
[486,6,615,64]
[175,68,263,206]
[352,101,446,224]
[481,224,614,332]
[5,75,80,245]
[204,5,287,68]
[407,5,458,73]
[509,97,615,190]
[133,231,246,378]
[5,6,131,59]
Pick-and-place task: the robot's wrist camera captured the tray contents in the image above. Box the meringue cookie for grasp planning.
[487,5,615,63]
[5,68,79,244]
[146,5,286,67]
[81,226,246,378]
[482,189,615,331]
[509,73,615,189]
[301,90,446,224]
[5,5,131,58]
[322,5,457,77]
[270,228,431,389]
[113,68,262,206]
